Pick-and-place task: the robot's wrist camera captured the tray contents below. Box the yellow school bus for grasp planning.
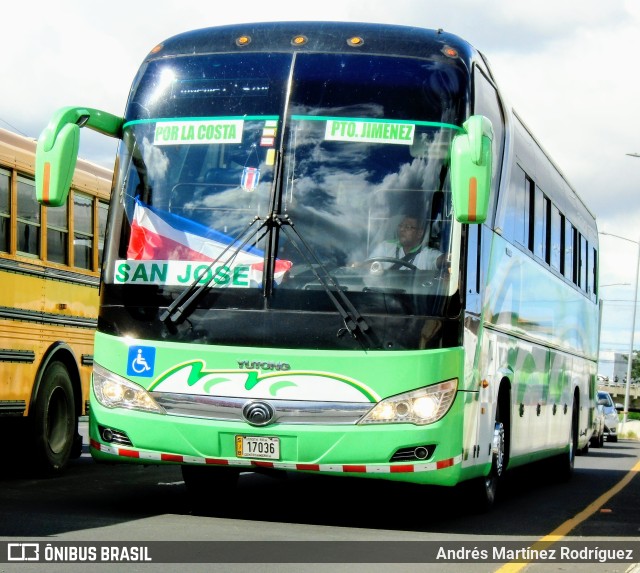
[0,127,111,473]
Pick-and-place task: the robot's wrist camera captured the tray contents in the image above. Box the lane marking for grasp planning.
[494,458,640,573]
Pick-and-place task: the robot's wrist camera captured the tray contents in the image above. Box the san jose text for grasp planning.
[115,260,251,287]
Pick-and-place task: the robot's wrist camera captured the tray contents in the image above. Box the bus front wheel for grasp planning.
[31,361,76,474]
[467,402,506,512]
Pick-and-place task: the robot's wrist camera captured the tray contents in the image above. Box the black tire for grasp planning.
[467,401,507,512]
[70,431,84,458]
[30,361,76,474]
[594,431,604,448]
[181,465,239,512]
[579,440,589,455]
[554,399,578,481]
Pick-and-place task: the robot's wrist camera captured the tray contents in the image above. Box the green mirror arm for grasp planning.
[464,115,494,165]
[40,107,124,153]
[36,106,123,207]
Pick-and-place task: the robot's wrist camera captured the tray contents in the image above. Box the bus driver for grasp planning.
[369,215,446,271]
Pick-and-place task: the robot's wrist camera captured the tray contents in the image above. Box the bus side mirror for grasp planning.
[35,106,124,207]
[36,122,80,207]
[450,115,493,224]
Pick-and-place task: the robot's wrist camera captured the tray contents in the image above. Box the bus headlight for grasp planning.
[92,364,165,414]
[358,379,457,426]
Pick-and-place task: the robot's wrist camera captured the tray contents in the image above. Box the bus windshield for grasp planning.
[107,50,467,320]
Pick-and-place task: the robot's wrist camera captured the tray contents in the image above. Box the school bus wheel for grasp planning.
[30,361,76,474]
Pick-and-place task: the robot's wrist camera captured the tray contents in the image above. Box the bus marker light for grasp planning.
[291,35,308,46]
[441,45,458,58]
[236,35,251,47]
[347,36,364,47]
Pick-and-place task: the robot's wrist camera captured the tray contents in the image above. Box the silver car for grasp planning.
[597,391,620,442]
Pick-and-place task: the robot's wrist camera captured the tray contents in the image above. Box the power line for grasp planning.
[0,116,28,136]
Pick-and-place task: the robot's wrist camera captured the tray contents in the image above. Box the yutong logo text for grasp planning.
[237,360,291,371]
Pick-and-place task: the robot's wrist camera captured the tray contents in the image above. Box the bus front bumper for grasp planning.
[89,394,467,487]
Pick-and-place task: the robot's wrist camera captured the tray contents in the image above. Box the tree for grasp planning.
[620,351,640,382]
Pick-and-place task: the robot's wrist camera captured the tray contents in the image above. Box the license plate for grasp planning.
[235,435,280,460]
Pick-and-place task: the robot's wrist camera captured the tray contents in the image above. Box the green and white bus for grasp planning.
[35,21,599,508]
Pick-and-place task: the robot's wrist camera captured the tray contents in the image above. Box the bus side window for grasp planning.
[0,168,10,252]
[74,193,94,270]
[502,165,527,245]
[47,199,68,265]
[17,175,41,257]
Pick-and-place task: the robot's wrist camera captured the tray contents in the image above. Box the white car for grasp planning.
[597,391,620,442]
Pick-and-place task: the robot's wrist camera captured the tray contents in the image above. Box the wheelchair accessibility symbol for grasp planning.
[127,346,156,378]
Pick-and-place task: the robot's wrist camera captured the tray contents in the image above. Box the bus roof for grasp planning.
[145,21,477,67]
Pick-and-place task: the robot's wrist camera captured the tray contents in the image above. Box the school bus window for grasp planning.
[16,175,40,257]
[98,200,108,266]
[46,201,69,265]
[0,168,9,253]
[73,192,93,269]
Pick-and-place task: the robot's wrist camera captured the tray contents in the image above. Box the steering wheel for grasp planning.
[362,256,418,272]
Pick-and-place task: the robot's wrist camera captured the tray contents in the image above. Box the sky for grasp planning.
[3,0,639,367]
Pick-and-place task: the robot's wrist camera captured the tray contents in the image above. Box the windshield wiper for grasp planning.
[159,216,268,325]
[275,214,378,350]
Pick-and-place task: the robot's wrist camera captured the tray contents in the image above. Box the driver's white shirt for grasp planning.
[369,240,440,270]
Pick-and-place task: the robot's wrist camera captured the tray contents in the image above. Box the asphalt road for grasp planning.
[0,420,638,573]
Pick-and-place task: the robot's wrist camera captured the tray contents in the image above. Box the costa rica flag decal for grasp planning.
[241,167,260,192]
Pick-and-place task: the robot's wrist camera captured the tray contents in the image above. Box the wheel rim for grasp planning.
[492,421,505,477]
[567,403,577,469]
